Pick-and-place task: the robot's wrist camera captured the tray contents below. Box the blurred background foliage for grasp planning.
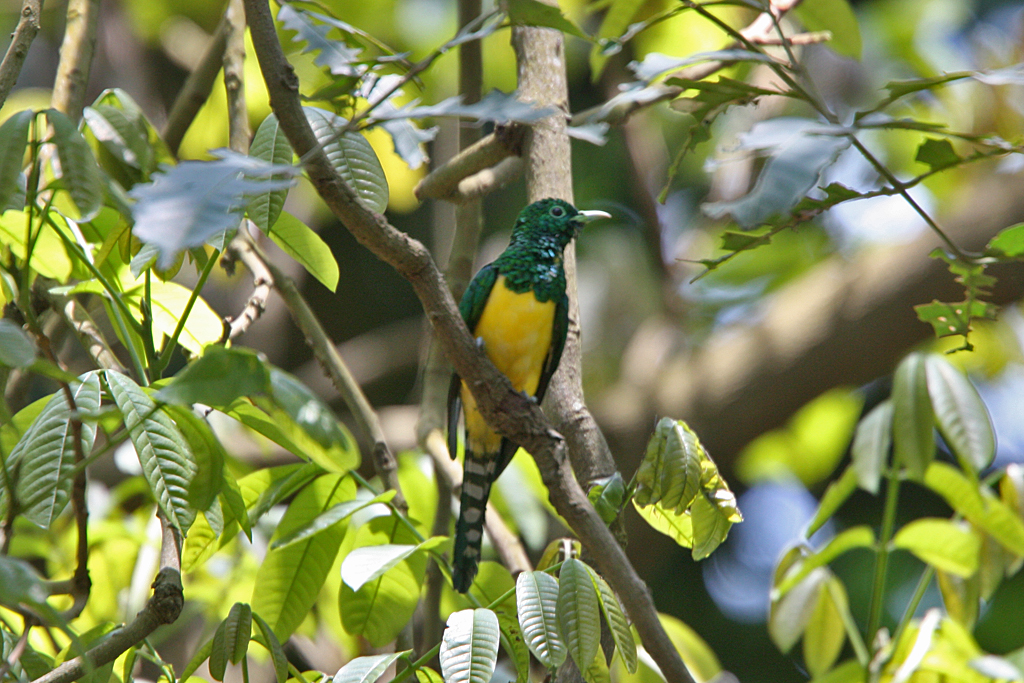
[4,0,1024,682]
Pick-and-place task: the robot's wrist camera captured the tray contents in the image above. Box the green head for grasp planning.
[509,198,611,251]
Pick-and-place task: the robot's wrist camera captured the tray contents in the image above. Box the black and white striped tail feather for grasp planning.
[452,448,498,593]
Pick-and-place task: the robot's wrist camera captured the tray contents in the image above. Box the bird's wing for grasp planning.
[534,290,569,405]
[447,264,500,460]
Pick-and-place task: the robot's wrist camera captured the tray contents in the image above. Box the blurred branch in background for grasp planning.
[0,0,42,109]
[50,0,99,120]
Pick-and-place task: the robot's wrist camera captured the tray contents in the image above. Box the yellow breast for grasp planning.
[461,274,556,454]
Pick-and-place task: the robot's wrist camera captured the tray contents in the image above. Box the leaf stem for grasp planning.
[890,565,935,649]
[867,466,902,645]
[155,247,221,375]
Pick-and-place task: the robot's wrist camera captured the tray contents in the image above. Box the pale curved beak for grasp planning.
[576,209,612,223]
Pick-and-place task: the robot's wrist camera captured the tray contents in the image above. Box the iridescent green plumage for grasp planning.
[447,198,609,592]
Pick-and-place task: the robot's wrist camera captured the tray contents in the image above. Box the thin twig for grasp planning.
[228,235,409,512]
[50,0,100,120]
[163,5,231,156]
[30,515,184,683]
[58,298,126,373]
[0,0,43,110]
[224,231,273,341]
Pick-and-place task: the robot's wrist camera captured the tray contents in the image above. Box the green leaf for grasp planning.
[271,491,395,550]
[252,613,288,683]
[893,518,981,577]
[587,472,626,525]
[304,107,388,214]
[46,109,103,221]
[180,637,214,682]
[124,279,224,355]
[209,617,229,681]
[515,571,566,669]
[807,466,858,538]
[0,319,35,368]
[769,567,828,653]
[850,401,892,495]
[794,0,861,59]
[633,499,693,547]
[225,399,359,474]
[162,405,225,512]
[439,609,501,683]
[341,536,448,592]
[892,352,934,480]
[584,566,637,673]
[11,373,101,528]
[334,652,409,683]
[252,473,354,641]
[924,355,995,472]
[0,110,32,211]
[719,230,772,252]
[557,559,601,673]
[914,300,996,341]
[106,371,198,532]
[223,602,252,665]
[507,0,589,39]
[268,368,354,456]
[634,417,703,510]
[655,612,722,682]
[266,211,340,291]
[156,346,271,408]
[774,526,875,598]
[985,222,1024,258]
[808,659,866,683]
[339,515,425,647]
[589,0,646,79]
[0,209,73,282]
[803,578,849,678]
[496,611,530,683]
[278,5,362,77]
[691,491,739,560]
[581,650,610,683]
[915,138,961,171]
[248,114,293,232]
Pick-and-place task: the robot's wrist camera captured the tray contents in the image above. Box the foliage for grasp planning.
[4,1,1024,683]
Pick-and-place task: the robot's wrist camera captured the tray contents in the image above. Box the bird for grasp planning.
[447,197,610,592]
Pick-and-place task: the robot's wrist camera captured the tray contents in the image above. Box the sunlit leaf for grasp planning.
[47,108,103,221]
[10,373,100,528]
[769,567,828,653]
[156,346,271,408]
[924,355,995,472]
[584,566,637,673]
[341,537,447,592]
[304,107,388,214]
[893,518,981,577]
[271,491,395,550]
[266,211,339,291]
[106,370,197,532]
[803,577,848,678]
[515,571,566,669]
[774,526,875,598]
[130,149,298,268]
[439,609,500,683]
[248,114,293,232]
[253,474,354,641]
[333,652,409,683]
[278,4,362,76]
[985,222,1024,258]
[557,559,601,673]
[892,352,934,480]
[851,401,892,495]
[0,110,32,211]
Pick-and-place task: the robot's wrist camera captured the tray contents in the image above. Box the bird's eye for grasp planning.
[550,206,565,217]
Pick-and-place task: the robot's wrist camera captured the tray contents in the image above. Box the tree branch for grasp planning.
[242,1,691,680]
[0,0,42,110]
[223,0,250,153]
[30,515,183,683]
[50,0,100,120]
[163,6,230,156]
[413,126,525,202]
[228,235,408,512]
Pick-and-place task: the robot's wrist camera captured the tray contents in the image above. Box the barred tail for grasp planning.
[452,449,498,593]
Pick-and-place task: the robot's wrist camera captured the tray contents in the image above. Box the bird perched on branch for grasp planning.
[447,197,610,592]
